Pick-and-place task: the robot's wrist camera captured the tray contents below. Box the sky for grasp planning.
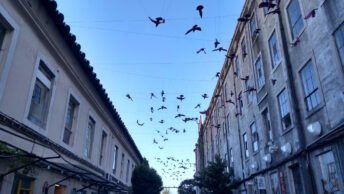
[55,0,244,192]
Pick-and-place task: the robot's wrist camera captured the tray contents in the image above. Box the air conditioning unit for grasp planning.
[281,142,292,155]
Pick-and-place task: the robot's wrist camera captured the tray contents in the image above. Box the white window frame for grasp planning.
[61,90,80,147]
[24,54,57,134]
[0,6,20,103]
[255,55,265,89]
[334,22,344,66]
[278,88,292,130]
[268,30,282,69]
[285,0,305,41]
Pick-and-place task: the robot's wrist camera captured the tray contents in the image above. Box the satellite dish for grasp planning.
[307,121,321,136]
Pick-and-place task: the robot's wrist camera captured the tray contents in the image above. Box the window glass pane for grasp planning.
[235,57,240,75]
[250,14,257,36]
[269,31,281,67]
[84,117,95,158]
[255,57,265,88]
[113,145,118,173]
[28,79,49,126]
[0,23,6,51]
[335,24,344,65]
[318,151,341,193]
[287,0,304,39]
[301,62,320,111]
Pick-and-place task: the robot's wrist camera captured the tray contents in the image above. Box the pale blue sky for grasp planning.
[56,0,244,191]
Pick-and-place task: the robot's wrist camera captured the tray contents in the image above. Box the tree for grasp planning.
[194,155,239,194]
[131,158,163,194]
[178,179,196,194]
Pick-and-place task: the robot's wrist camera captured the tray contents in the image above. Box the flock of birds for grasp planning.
[155,157,194,181]
[125,0,319,184]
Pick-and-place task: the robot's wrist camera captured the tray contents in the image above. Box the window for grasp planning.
[245,80,253,103]
[238,93,243,113]
[250,13,257,38]
[0,23,6,52]
[126,160,130,182]
[120,153,125,179]
[269,31,282,68]
[235,56,240,75]
[241,37,247,59]
[262,109,273,141]
[290,165,304,194]
[84,116,95,158]
[255,57,265,88]
[243,133,249,158]
[287,0,304,39]
[250,122,259,152]
[270,172,281,194]
[12,175,34,194]
[278,89,292,130]
[63,96,78,145]
[28,61,54,127]
[318,151,341,193]
[112,145,118,174]
[300,61,320,111]
[334,23,344,65]
[99,131,107,165]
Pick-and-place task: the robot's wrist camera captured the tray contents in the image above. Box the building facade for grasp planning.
[195,0,344,193]
[0,0,142,193]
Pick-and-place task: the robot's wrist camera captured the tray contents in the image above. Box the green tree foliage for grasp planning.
[178,179,196,194]
[131,158,163,194]
[194,155,239,194]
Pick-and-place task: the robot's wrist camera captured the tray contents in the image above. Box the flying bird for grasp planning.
[230,90,234,97]
[150,93,157,99]
[150,117,153,122]
[196,48,206,54]
[244,87,257,93]
[183,129,186,133]
[159,120,164,124]
[137,120,144,126]
[177,105,180,112]
[125,94,133,101]
[158,106,167,110]
[153,139,158,144]
[237,14,251,22]
[196,5,204,18]
[213,47,228,52]
[175,114,185,118]
[271,78,277,85]
[254,28,261,35]
[240,75,249,81]
[162,97,166,102]
[214,39,220,48]
[304,8,318,20]
[200,109,209,115]
[226,99,235,105]
[258,2,276,9]
[148,17,165,27]
[202,93,208,99]
[161,90,165,97]
[216,72,221,77]
[177,95,185,101]
[266,8,280,15]
[185,25,202,35]
[195,104,201,109]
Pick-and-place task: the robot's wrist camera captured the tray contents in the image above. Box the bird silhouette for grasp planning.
[195,104,201,109]
[230,90,234,97]
[254,28,261,36]
[202,93,208,99]
[148,17,165,27]
[213,47,228,52]
[177,105,180,112]
[244,87,257,93]
[238,14,251,22]
[163,138,168,142]
[240,75,249,81]
[200,109,209,115]
[304,8,318,20]
[196,48,206,54]
[183,129,186,133]
[158,106,167,110]
[175,114,185,118]
[125,94,133,101]
[258,2,276,9]
[215,72,221,78]
[226,99,235,105]
[185,25,202,35]
[162,97,166,102]
[137,120,144,126]
[158,146,164,149]
[159,120,164,124]
[214,39,220,48]
[290,36,301,47]
[150,117,153,122]
[150,93,157,99]
[153,139,158,144]
[196,5,204,18]
[271,78,277,85]
[266,8,280,15]
[177,95,185,101]
[161,90,165,97]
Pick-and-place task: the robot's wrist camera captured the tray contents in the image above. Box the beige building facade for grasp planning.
[0,0,142,193]
[195,0,344,193]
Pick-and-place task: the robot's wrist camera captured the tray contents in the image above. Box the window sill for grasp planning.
[271,61,282,74]
[304,103,325,119]
[282,125,294,136]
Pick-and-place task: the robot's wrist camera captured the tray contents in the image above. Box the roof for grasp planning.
[40,0,143,162]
